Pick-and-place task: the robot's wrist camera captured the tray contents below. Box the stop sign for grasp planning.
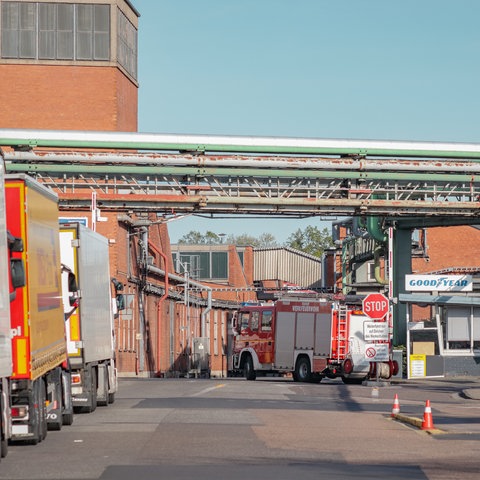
[363,293,389,319]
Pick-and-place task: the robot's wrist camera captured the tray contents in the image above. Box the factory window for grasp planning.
[443,306,480,353]
[117,9,136,79]
[172,251,229,281]
[1,2,110,61]
[367,262,376,282]
[76,4,110,60]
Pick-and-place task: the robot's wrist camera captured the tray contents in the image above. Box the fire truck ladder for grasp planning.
[334,305,349,360]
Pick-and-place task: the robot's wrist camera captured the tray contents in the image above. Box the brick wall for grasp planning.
[0,64,137,131]
[413,226,480,273]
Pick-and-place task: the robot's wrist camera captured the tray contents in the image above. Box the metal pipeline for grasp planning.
[118,215,213,366]
[4,128,480,159]
[7,150,480,172]
[147,239,169,376]
[366,216,387,243]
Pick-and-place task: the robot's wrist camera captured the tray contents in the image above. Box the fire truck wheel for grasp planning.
[294,356,312,382]
[343,358,354,375]
[244,356,256,381]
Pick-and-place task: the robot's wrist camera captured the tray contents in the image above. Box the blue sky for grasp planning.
[133,0,480,242]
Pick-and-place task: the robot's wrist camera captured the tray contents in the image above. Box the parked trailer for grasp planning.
[5,174,74,445]
[60,222,118,413]
[0,164,25,458]
[231,297,397,384]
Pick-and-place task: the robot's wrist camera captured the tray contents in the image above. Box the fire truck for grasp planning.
[231,296,397,384]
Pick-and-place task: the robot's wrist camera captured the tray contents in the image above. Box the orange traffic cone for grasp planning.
[391,393,400,417]
[421,400,435,430]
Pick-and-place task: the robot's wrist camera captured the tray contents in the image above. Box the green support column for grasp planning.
[392,228,412,346]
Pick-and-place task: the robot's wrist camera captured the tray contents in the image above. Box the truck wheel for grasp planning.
[1,436,7,459]
[30,379,47,444]
[97,366,108,407]
[28,381,41,445]
[90,368,98,412]
[62,371,74,426]
[244,356,256,381]
[295,357,312,382]
[1,395,8,458]
[48,378,63,431]
[39,380,48,442]
[63,409,74,426]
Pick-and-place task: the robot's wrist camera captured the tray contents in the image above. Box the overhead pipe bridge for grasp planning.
[1,129,480,219]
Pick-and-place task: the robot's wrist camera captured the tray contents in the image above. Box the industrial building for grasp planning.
[2,0,480,380]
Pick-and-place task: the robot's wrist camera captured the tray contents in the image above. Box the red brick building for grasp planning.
[0,0,138,132]
[0,0,253,377]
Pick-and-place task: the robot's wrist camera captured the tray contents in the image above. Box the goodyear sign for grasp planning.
[405,274,472,292]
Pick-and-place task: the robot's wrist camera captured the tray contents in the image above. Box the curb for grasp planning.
[462,388,480,401]
[391,414,445,435]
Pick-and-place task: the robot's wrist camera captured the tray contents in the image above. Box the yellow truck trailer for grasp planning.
[5,174,74,444]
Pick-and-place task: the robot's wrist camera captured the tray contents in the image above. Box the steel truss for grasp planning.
[2,129,480,217]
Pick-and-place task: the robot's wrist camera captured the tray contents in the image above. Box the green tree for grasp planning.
[227,232,279,248]
[284,226,333,257]
[178,230,224,245]
[177,230,280,248]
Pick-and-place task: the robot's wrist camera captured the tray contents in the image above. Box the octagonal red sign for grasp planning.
[363,293,389,319]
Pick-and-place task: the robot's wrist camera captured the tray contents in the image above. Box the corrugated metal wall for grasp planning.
[253,247,322,289]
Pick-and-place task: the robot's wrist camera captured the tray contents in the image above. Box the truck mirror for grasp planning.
[68,272,78,292]
[116,293,125,311]
[69,295,79,308]
[10,258,26,289]
[230,313,239,335]
[111,278,124,291]
[7,231,24,253]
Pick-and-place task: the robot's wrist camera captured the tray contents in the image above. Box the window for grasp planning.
[76,4,109,60]
[56,3,74,59]
[239,312,249,332]
[367,262,376,282]
[1,1,36,58]
[117,8,136,78]
[237,251,244,266]
[212,251,228,279]
[442,306,480,352]
[172,250,228,281]
[251,311,259,331]
[39,3,57,59]
[262,310,273,331]
[1,2,111,62]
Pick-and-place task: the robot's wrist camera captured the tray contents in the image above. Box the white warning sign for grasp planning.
[364,343,389,361]
[364,321,389,341]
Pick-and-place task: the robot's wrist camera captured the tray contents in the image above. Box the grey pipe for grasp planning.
[4,128,480,159]
[7,150,480,172]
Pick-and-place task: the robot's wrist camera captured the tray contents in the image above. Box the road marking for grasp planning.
[191,384,225,397]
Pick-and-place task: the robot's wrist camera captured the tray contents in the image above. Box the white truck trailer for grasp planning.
[60,222,118,413]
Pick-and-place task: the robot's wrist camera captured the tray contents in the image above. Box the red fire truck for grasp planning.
[231,296,397,384]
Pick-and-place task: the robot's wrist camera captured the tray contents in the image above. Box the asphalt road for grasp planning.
[1,376,480,480]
